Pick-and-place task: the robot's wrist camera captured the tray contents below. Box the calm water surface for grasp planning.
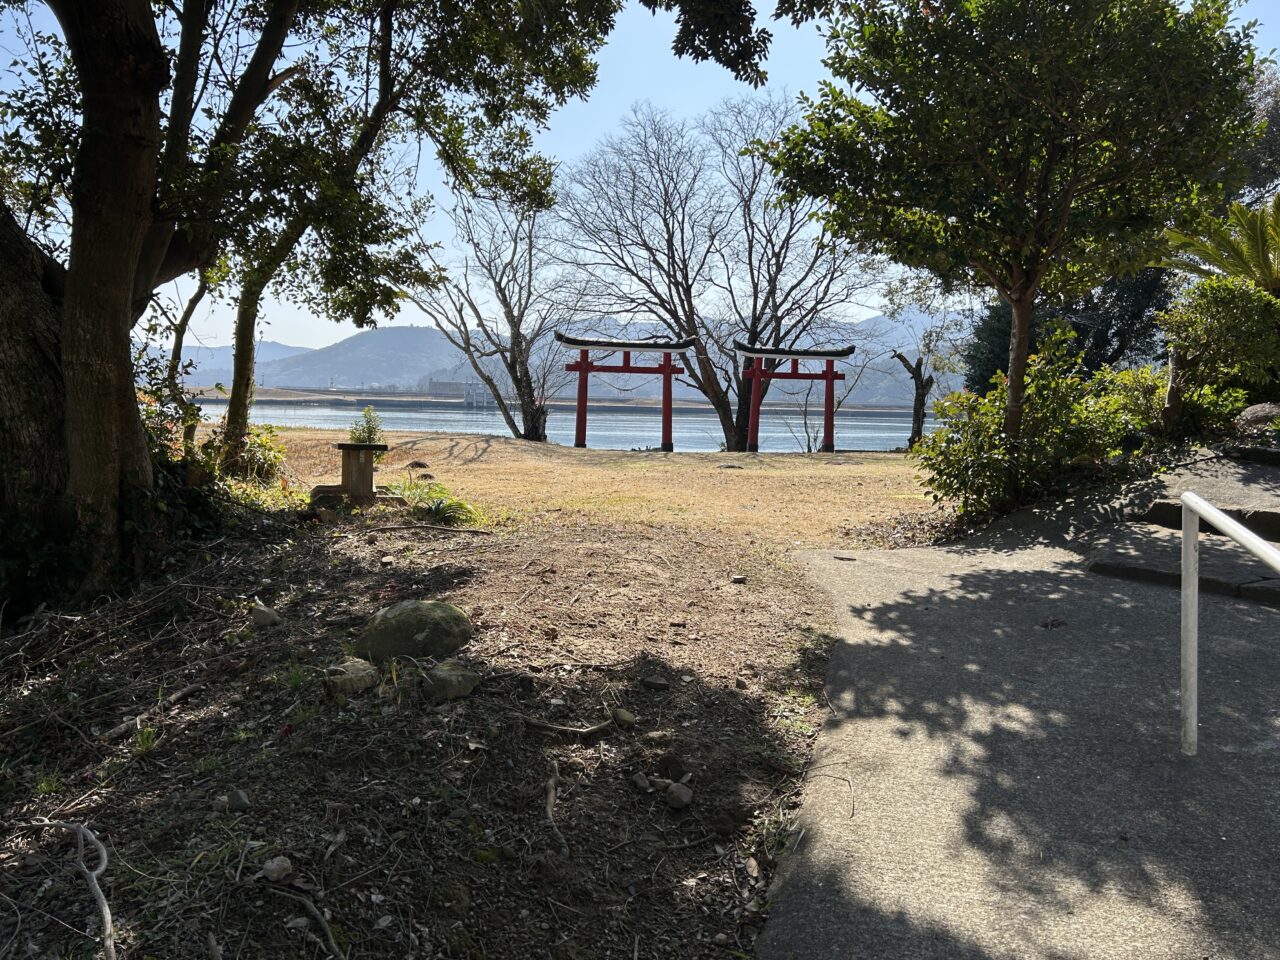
[200,401,925,452]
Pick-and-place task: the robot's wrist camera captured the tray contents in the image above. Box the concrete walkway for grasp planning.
[758,538,1280,960]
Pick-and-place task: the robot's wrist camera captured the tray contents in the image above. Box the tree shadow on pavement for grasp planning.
[760,554,1280,960]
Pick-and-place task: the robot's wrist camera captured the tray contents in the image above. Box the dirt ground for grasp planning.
[1,433,927,959]
[277,429,930,546]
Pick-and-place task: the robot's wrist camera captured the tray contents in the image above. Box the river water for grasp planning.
[199,401,924,452]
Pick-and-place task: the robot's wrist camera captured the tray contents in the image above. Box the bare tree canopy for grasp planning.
[556,96,882,450]
[409,200,578,442]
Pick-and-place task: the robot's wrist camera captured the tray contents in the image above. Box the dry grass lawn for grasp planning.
[276,428,931,546]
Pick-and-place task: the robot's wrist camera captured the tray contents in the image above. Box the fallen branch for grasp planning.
[264,886,346,960]
[103,681,203,741]
[518,713,614,738]
[545,761,570,860]
[25,821,116,960]
[346,524,492,536]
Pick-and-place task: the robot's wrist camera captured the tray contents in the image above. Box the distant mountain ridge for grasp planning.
[180,340,311,381]
[178,313,964,407]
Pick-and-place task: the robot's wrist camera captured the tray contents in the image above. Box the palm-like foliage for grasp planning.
[1165,194,1280,296]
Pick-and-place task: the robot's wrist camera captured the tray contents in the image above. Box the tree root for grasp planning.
[25,821,116,960]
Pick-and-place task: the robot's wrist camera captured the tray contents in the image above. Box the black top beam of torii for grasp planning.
[554,331,698,353]
[732,339,858,360]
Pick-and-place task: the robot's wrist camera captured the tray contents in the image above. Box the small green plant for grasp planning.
[349,405,386,461]
[241,424,288,484]
[291,701,319,725]
[132,727,159,754]
[34,769,64,796]
[200,422,287,485]
[388,476,479,526]
[1157,276,1280,432]
[193,754,223,775]
[231,726,256,743]
[282,661,308,692]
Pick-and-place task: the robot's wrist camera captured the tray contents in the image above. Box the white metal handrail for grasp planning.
[1180,491,1280,756]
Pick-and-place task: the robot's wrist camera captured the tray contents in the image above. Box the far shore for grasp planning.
[188,384,919,417]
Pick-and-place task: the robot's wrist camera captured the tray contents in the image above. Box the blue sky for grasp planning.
[166,0,1280,349]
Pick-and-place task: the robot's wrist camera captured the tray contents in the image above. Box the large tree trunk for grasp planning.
[910,373,933,448]
[51,1,169,590]
[513,355,548,442]
[0,209,67,533]
[519,394,548,442]
[1004,296,1035,440]
[732,378,753,452]
[690,348,737,450]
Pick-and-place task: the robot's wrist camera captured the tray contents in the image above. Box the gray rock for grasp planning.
[227,789,251,812]
[641,675,670,692]
[611,707,637,729]
[324,658,380,695]
[251,601,281,627]
[631,772,651,792]
[665,782,694,809]
[421,660,481,702]
[352,599,473,664]
[380,555,394,568]
[262,855,292,882]
[731,575,748,585]
[1237,402,1280,431]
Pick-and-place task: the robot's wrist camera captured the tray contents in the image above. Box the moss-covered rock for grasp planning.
[352,599,472,664]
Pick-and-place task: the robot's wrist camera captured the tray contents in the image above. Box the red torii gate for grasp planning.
[735,340,857,453]
[557,332,697,451]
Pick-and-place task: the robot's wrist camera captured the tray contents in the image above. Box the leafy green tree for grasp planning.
[769,0,1258,442]
[0,0,791,599]
[216,0,595,473]
[1165,193,1280,297]
[1157,275,1280,430]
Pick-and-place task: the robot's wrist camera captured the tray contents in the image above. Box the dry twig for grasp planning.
[103,681,203,741]
[518,713,614,738]
[346,523,492,536]
[264,886,347,960]
[544,761,570,860]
